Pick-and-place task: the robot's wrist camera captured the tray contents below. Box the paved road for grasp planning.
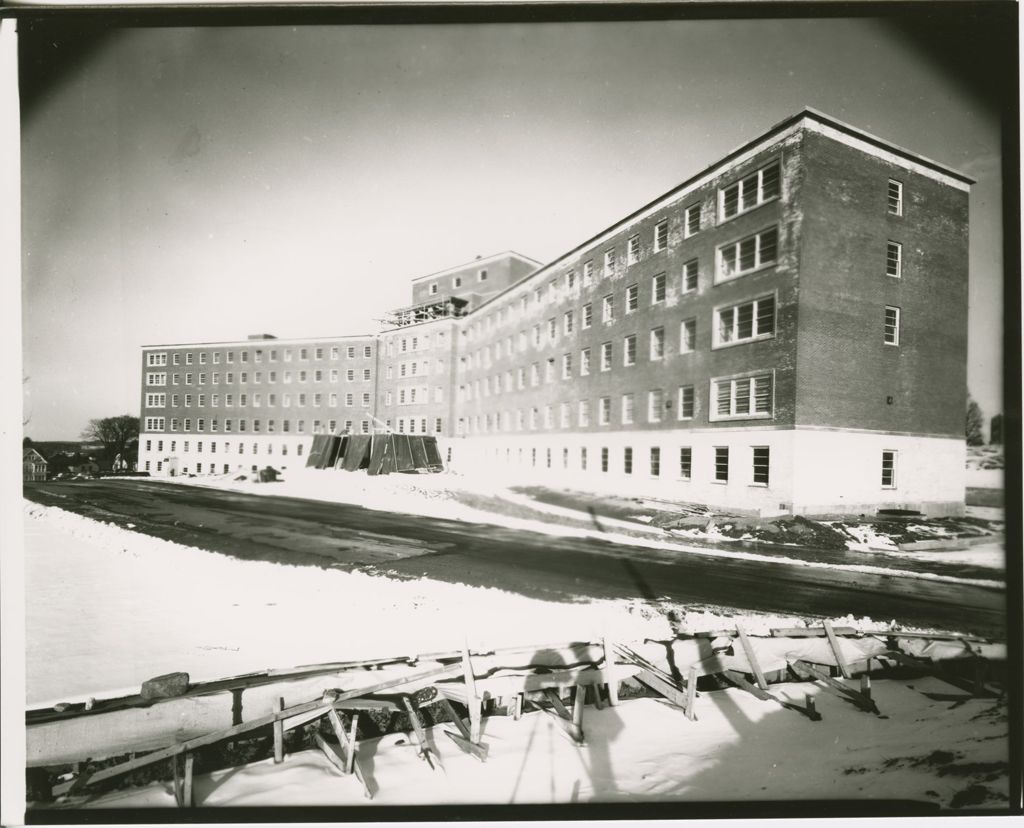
[23,480,1006,637]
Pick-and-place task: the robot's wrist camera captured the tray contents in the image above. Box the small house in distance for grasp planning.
[23,447,48,482]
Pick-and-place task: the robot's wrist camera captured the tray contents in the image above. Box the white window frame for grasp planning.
[709,371,774,421]
[881,449,898,489]
[627,234,640,265]
[682,259,698,293]
[716,226,779,284]
[654,219,668,253]
[679,319,696,354]
[650,326,665,361]
[886,241,902,278]
[752,446,770,487]
[677,385,695,420]
[684,203,701,238]
[623,334,637,367]
[713,293,777,349]
[884,306,901,346]
[887,179,903,216]
[719,159,781,221]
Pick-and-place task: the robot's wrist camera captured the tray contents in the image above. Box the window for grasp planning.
[682,259,698,293]
[884,306,901,346]
[887,179,903,216]
[364,346,372,358]
[714,447,729,482]
[714,295,775,347]
[453,276,462,288]
[886,242,902,278]
[362,393,370,407]
[600,342,612,371]
[679,447,692,480]
[545,358,556,383]
[652,273,666,304]
[602,295,614,323]
[173,353,181,366]
[601,447,609,472]
[720,159,781,219]
[331,347,339,360]
[650,327,665,360]
[599,396,611,425]
[562,353,572,379]
[627,234,640,265]
[675,319,694,354]
[548,317,557,342]
[581,447,588,470]
[677,385,695,420]
[530,363,540,386]
[435,418,443,433]
[582,303,593,329]
[429,283,439,295]
[566,270,576,289]
[626,284,638,313]
[314,369,323,382]
[329,393,337,407]
[684,203,700,237]
[621,393,634,424]
[648,389,664,422]
[479,269,488,282]
[650,447,661,477]
[363,368,371,381]
[346,369,355,382]
[752,447,770,486]
[580,348,591,376]
[578,400,590,427]
[604,249,615,275]
[146,352,167,367]
[146,373,167,387]
[881,450,897,488]
[624,334,637,366]
[144,417,165,431]
[347,346,356,359]
[624,447,634,475]
[583,260,594,285]
[186,353,194,365]
[564,310,574,334]
[711,372,773,420]
[654,220,668,252]
[717,227,778,282]
[533,324,541,347]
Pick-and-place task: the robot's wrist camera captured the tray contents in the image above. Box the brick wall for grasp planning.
[794,130,970,436]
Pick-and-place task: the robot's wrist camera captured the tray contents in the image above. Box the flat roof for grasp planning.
[410,251,543,283]
[141,333,375,349]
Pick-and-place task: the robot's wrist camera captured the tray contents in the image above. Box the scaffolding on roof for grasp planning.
[379,295,469,329]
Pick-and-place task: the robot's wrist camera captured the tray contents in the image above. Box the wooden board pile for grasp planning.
[30,625,1003,807]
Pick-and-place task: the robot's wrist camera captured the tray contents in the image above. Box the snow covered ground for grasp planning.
[48,678,1010,811]
[20,501,1011,813]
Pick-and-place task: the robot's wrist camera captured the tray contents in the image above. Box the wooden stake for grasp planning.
[860,673,871,700]
[181,752,194,808]
[572,685,584,729]
[401,696,437,770]
[735,624,769,691]
[602,636,619,706]
[513,693,523,721]
[824,621,852,679]
[462,641,482,742]
[272,698,284,764]
[346,713,359,776]
[685,666,698,722]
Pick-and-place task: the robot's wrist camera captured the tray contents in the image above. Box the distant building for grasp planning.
[23,447,48,482]
[138,109,971,515]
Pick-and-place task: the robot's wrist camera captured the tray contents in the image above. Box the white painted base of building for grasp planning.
[137,428,965,517]
[443,427,965,518]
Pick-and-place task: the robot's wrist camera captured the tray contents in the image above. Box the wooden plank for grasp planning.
[314,732,346,774]
[685,666,698,722]
[181,752,194,808]
[543,688,571,720]
[272,698,284,764]
[735,624,769,691]
[324,710,372,798]
[823,621,852,679]
[527,698,583,744]
[768,626,859,638]
[52,661,463,797]
[513,693,523,721]
[632,667,689,710]
[571,686,584,729]
[789,660,880,714]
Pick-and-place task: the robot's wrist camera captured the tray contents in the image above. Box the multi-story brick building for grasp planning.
[139,109,971,515]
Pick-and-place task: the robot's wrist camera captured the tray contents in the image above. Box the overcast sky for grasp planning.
[21,18,1005,440]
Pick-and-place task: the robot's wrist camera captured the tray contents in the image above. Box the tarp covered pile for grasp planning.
[305,433,443,476]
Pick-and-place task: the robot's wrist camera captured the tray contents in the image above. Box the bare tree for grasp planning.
[81,415,140,462]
